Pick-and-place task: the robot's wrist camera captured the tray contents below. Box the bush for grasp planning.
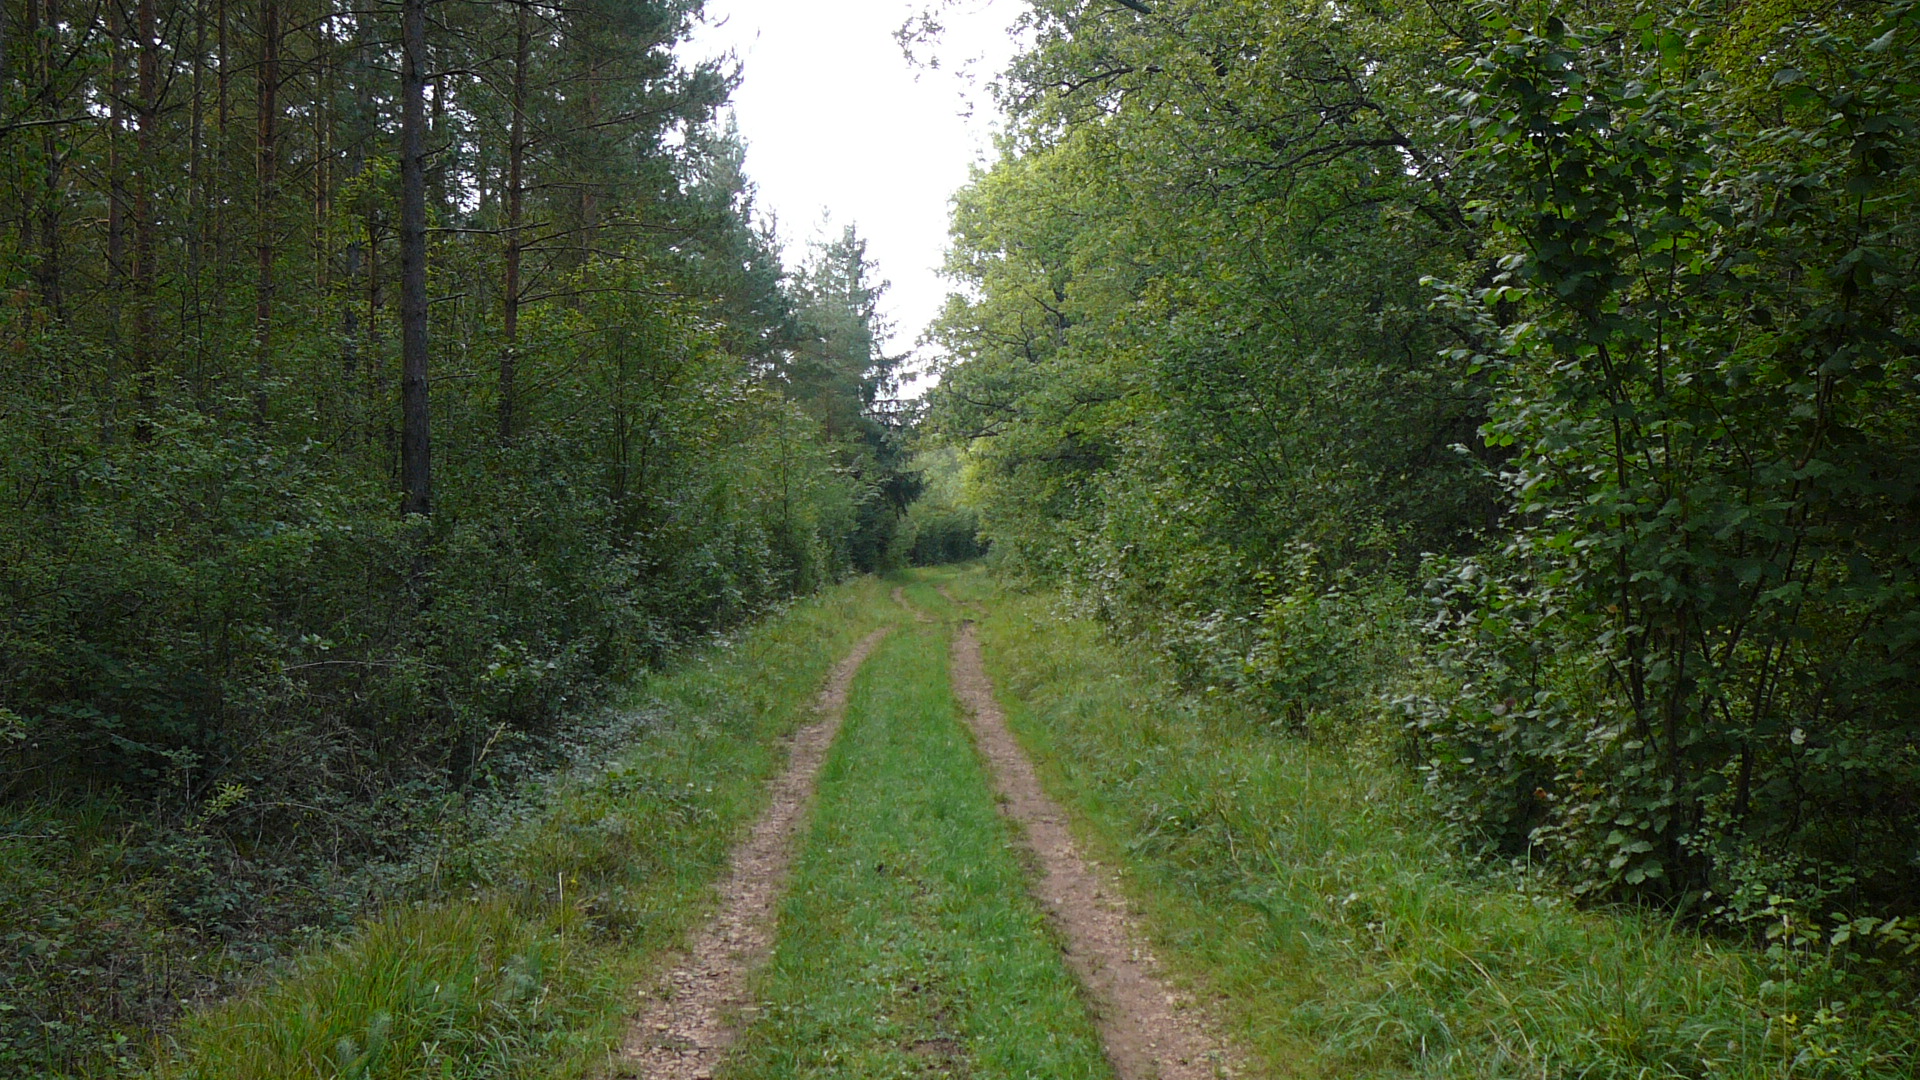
[1410,3,1920,915]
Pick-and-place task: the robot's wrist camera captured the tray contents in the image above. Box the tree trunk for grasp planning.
[500,0,529,444]
[312,17,330,297]
[337,13,363,452]
[343,112,364,380]
[254,0,279,423]
[106,1,127,294]
[213,0,229,334]
[368,152,385,455]
[579,75,598,280]
[399,0,432,516]
[105,0,128,442]
[133,0,159,438]
[32,0,63,317]
[354,22,381,452]
[187,0,207,398]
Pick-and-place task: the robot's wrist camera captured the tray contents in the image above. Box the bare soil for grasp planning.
[950,622,1236,1080]
[612,628,889,1079]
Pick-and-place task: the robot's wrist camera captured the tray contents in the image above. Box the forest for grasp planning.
[0,0,925,1068]
[929,0,1917,924]
[0,0,1915,1076]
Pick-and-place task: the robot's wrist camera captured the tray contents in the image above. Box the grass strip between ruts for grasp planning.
[720,598,1113,1080]
[154,577,900,1080]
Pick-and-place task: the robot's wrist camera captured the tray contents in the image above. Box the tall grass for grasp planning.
[155,577,898,1080]
[942,567,1916,1080]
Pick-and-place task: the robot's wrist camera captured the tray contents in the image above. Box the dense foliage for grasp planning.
[905,447,990,566]
[0,0,911,1070]
[929,0,1918,935]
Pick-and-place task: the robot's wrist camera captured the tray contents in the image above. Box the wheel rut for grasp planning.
[950,621,1235,1080]
[614,627,889,1079]
[892,584,931,622]
[935,583,984,615]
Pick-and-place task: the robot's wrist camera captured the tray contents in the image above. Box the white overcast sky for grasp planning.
[681,1,1024,390]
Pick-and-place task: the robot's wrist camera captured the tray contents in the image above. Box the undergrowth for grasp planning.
[138,575,896,1080]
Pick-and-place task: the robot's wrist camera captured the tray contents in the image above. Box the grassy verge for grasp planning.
[152,577,900,1080]
[935,566,1916,1080]
[721,603,1112,1080]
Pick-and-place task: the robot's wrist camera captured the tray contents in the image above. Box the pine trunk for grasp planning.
[500,0,530,444]
[399,0,432,516]
[133,0,159,437]
[253,0,278,423]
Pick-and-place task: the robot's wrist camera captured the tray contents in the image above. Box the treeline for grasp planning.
[0,0,914,1067]
[931,0,1918,936]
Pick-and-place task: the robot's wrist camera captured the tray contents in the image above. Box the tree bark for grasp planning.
[213,0,229,323]
[105,0,128,442]
[399,0,433,516]
[579,74,597,281]
[343,100,364,380]
[253,0,279,423]
[187,0,208,397]
[32,0,63,317]
[106,1,127,301]
[500,0,529,444]
[133,0,159,437]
